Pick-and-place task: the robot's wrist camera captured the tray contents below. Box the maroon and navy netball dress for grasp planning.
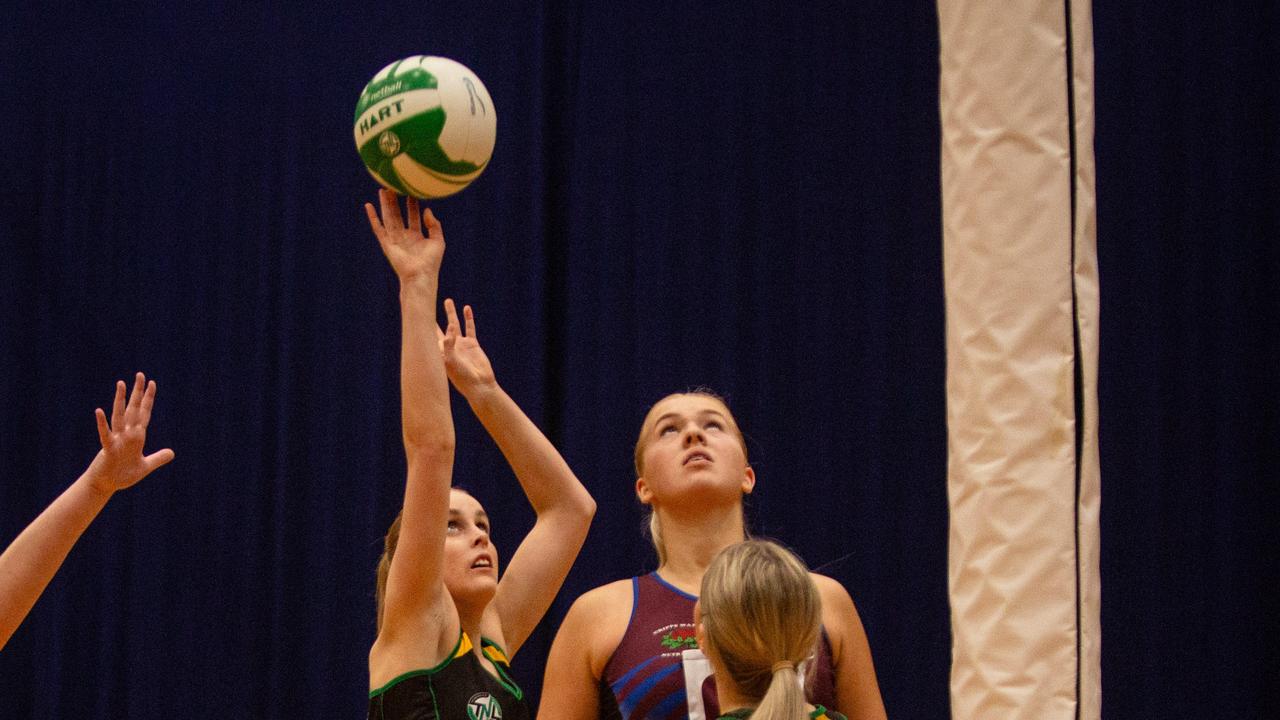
[368,633,530,720]
[599,572,837,720]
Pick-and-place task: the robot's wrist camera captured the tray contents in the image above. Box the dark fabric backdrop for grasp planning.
[0,2,1273,719]
[1093,2,1280,719]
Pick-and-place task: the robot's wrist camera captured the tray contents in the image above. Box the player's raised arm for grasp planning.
[0,373,174,650]
[365,189,456,641]
[438,299,595,657]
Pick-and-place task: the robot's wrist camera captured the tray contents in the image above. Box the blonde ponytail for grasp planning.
[699,540,821,720]
[754,663,807,720]
[647,511,667,567]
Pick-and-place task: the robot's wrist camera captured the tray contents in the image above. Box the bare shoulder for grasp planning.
[370,589,460,689]
[811,572,857,610]
[809,574,886,720]
[557,578,635,675]
[573,577,635,615]
[810,572,862,658]
[564,578,634,638]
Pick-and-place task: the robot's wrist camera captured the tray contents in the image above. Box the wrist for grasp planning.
[398,274,439,298]
[461,381,504,408]
[78,454,118,502]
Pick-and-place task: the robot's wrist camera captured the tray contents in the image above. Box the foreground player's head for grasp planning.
[633,390,754,565]
[696,540,821,720]
[375,487,499,631]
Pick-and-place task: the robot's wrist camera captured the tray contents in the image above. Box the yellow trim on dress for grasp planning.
[455,632,474,658]
[481,642,509,665]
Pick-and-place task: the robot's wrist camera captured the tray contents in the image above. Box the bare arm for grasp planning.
[366,190,456,644]
[815,574,887,720]
[538,581,632,720]
[439,301,596,657]
[0,373,174,650]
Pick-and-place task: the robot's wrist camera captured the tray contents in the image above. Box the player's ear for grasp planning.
[636,476,654,505]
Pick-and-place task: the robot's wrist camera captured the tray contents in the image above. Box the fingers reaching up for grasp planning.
[440,299,497,395]
[90,372,174,494]
[364,189,445,282]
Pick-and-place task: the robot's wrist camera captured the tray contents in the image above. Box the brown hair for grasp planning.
[699,540,821,720]
[375,511,403,633]
[374,488,477,632]
[634,391,750,566]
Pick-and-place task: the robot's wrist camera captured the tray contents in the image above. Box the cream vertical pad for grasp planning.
[938,0,1101,718]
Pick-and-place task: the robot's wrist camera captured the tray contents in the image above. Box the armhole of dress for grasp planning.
[627,576,640,628]
[600,576,641,683]
[480,637,510,665]
[479,638,524,701]
[804,626,836,707]
[368,632,469,698]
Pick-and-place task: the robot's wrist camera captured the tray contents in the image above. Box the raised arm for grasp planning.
[0,373,174,650]
[365,190,456,641]
[439,300,596,657]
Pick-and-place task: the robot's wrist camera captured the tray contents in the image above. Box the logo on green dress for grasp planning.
[467,692,502,720]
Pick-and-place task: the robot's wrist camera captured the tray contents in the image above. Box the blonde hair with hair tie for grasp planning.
[699,540,821,720]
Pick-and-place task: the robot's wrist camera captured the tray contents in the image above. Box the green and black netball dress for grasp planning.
[368,633,529,720]
[716,707,847,720]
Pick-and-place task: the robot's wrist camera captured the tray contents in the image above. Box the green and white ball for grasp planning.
[354,56,497,199]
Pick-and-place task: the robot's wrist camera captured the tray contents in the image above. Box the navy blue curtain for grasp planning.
[3,1,1273,719]
[1094,2,1280,718]
[0,3,946,718]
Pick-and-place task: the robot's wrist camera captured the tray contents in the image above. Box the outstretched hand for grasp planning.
[364,188,445,282]
[87,373,175,495]
[439,299,497,395]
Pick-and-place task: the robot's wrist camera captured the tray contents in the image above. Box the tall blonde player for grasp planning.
[539,391,886,720]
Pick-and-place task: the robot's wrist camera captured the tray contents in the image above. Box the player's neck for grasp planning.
[453,593,493,643]
[704,655,758,717]
[655,504,745,593]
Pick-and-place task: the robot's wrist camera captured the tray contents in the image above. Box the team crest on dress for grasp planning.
[467,692,502,720]
[655,623,699,653]
[660,629,698,650]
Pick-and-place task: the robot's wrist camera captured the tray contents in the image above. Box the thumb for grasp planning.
[143,449,176,473]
